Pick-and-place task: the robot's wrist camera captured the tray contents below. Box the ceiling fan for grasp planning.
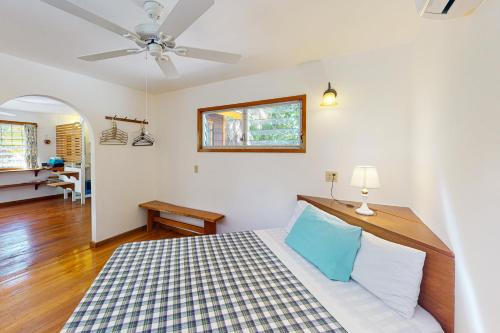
[40,0,242,78]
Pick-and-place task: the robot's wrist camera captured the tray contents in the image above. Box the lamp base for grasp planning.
[355,206,375,216]
[355,193,375,216]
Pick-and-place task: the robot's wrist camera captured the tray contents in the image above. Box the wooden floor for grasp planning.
[0,197,181,332]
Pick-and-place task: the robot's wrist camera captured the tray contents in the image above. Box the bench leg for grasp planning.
[204,221,216,235]
[147,210,160,232]
[63,189,68,200]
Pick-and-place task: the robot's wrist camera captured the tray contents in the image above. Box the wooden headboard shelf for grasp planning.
[297,195,455,333]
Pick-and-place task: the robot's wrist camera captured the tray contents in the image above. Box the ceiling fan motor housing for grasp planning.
[134,22,160,41]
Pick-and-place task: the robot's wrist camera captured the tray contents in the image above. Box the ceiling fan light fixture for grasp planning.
[147,43,163,58]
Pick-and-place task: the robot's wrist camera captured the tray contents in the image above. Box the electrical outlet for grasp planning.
[194,165,199,174]
[325,171,338,182]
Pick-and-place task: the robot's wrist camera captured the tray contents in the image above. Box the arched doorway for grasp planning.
[0,95,97,273]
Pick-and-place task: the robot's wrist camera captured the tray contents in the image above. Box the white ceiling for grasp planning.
[1,95,77,114]
[0,0,419,93]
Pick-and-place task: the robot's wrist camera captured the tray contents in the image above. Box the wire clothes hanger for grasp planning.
[132,121,155,146]
[99,117,128,145]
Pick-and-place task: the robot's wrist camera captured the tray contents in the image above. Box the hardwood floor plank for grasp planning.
[0,197,182,332]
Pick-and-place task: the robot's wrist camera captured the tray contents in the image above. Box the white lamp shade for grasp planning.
[350,166,380,189]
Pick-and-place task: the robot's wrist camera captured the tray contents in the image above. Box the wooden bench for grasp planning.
[139,201,224,235]
[46,181,74,190]
[47,181,76,201]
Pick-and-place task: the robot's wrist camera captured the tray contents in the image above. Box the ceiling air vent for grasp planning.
[415,0,485,19]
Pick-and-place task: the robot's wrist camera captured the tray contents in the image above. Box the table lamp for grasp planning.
[350,166,380,216]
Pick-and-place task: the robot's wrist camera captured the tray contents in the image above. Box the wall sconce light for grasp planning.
[321,82,338,107]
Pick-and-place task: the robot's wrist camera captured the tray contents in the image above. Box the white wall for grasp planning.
[152,45,413,234]
[0,110,80,202]
[0,52,159,242]
[411,2,500,332]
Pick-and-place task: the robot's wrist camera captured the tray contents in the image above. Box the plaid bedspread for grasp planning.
[63,231,347,332]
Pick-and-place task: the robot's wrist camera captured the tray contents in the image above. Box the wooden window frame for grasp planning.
[197,95,306,153]
[0,120,37,170]
[0,120,37,126]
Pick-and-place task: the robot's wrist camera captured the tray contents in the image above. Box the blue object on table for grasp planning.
[47,157,64,167]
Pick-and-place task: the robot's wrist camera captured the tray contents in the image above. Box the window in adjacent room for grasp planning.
[198,95,306,152]
[0,121,28,169]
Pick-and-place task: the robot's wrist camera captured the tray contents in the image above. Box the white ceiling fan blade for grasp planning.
[41,0,139,39]
[156,57,180,78]
[176,47,241,64]
[158,0,214,40]
[78,49,143,61]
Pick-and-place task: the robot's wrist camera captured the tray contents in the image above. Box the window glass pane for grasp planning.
[0,123,27,168]
[202,110,244,148]
[200,98,304,151]
[246,101,301,147]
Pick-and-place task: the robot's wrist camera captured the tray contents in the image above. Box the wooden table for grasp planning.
[139,200,224,235]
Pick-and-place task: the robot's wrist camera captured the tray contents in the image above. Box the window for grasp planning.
[0,121,28,169]
[198,95,306,152]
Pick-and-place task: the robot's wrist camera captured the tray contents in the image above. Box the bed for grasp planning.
[63,198,453,332]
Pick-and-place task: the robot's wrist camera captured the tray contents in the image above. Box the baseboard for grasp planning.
[0,194,64,207]
[90,225,147,248]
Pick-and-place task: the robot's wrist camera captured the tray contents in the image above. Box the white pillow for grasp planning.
[285,200,309,232]
[285,200,347,233]
[351,232,426,319]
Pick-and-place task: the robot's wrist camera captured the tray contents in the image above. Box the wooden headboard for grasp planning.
[297,195,455,333]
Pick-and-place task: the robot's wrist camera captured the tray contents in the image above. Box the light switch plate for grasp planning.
[194,165,199,173]
[325,171,338,182]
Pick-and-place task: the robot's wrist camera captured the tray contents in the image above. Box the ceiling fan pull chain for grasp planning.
[145,52,149,122]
